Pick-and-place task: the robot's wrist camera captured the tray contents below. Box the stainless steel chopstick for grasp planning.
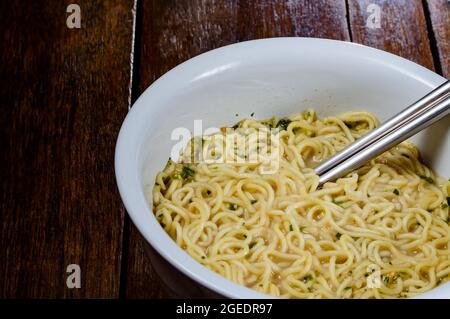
[317,81,450,185]
[315,80,450,176]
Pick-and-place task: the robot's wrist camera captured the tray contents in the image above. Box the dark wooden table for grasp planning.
[0,0,448,298]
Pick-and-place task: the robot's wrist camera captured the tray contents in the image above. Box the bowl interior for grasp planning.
[116,38,449,298]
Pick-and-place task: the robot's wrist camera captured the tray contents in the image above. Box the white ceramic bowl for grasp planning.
[115,38,449,298]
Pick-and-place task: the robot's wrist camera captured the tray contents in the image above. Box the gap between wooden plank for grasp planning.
[119,0,142,299]
[422,0,444,76]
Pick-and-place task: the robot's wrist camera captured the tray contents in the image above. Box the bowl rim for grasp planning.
[115,37,448,299]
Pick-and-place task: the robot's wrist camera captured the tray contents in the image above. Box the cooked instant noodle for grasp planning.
[151,110,450,299]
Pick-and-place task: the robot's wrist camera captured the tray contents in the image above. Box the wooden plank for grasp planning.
[237,0,349,40]
[125,0,350,298]
[347,0,435,71]
[0,0,135,297]
[425,0,450,78]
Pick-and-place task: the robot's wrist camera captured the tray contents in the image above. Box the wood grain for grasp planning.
[236,0,350,41]
[425,0,450,78]
[124,0,350,298]
[0,0,135,298]
[347,0,435,71]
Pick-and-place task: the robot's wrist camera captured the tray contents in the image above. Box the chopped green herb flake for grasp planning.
[249,242,257,249]
[289,225,294,232]
[303,274,314,282]
[181,166,195,179]
[344,287,352,291]
[228,203,238,211]
[250,112,255,117]
[276,118,292,131]
[447,197,450,206]
[420,175,435,184]
[336,232,342,240]
[393,189,400,195]
[251,199,257,204]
